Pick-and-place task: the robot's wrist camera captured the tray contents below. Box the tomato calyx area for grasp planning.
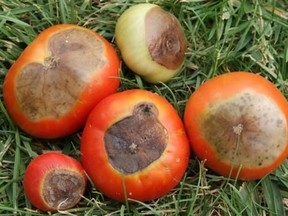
[200,90,287,168]
[42,169,85,210]
[15,28,107,120]
[104,102,168,174]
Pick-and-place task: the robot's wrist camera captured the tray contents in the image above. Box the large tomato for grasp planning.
[3,24,120,138]
[81,89,190,202]
[184,72,288,180]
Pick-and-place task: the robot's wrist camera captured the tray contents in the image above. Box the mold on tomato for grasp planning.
[199,90,287,168]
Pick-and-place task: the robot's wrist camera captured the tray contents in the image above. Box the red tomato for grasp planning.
[80,89,190,202]
[23,152,87,212]
[3,24,120,138]
[184,72,288,180]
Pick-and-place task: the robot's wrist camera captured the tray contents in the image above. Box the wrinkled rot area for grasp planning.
[104,102,168,174]
[15,28,106,120]
[200,90,287,167]
[42,169,85,210]
[145,7,187,70]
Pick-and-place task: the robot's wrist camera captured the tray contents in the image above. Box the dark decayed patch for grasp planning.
[104,102,168,174]
[145,6,187,70]
[15,28,106,120]
[42,169,85,210]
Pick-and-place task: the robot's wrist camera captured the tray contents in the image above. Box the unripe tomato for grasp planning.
[184,72,288,180]
[115,3,187,83]
[23,152,87,212]
[81,89,190,202]
[3,24,120,138]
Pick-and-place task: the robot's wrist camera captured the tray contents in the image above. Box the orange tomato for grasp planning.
[3,24,120,138]
[23,152,87,212]
[81,89,190,202]
[184,72,288,180]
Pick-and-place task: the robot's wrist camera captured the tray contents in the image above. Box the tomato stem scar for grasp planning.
[232,123,243,136]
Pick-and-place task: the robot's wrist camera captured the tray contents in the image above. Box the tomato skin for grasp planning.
[23,152,87,212]
[80,89,190,202]
[3,24,120,138]
[184,72,288,180]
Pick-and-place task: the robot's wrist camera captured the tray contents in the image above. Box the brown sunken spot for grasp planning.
[104,102,168,174]
[145,6,187,70]
[42,169,85,210]
[15,28,107,120]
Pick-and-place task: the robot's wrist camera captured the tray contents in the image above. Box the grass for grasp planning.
[0,0,288,215]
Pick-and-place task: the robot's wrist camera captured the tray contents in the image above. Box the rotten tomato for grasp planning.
[81,89,190,202]
[3,24,120,138]
[184,72,288,180]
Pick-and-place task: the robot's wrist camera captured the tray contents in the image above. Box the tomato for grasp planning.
[80,89,190,202]
[23,152,87,212]
[3,24,120,138]
[184,72,288,180]
[115,3,187,83]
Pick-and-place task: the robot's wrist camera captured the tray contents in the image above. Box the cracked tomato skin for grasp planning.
[184,72,288,180]
[3,24,120,138]
[80,89,190,202]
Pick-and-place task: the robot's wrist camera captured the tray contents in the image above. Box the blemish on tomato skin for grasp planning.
[164,166,171,174]
[145,6,187,70]
[42,169,85,210]
[15,28,106,121]
[104,102,168,175]
[199,90,287,168]
[276,119,284,128]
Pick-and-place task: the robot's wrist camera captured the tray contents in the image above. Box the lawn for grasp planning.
[0,0,288,215]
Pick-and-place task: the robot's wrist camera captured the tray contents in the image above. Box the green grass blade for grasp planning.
[0,14,30,27]
[12,129,21,212]
[261,176,286,216]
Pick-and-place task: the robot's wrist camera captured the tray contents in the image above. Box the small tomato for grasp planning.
[3,24,120,138]
[81,89,190,202]
[23,152,87,212]
[184,72,288,180]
